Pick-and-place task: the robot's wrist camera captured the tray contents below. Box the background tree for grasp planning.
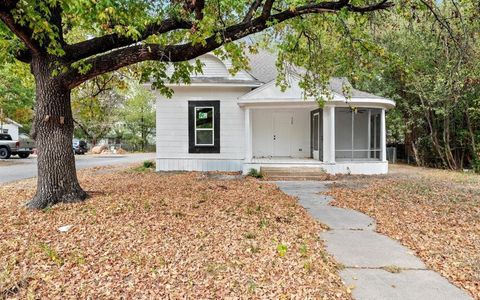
[0,61,34,132]
[120,84,155,152]
[0,0,392,209]
[72,72,128,145]
[274,0,479,171]
[348,1,480,170]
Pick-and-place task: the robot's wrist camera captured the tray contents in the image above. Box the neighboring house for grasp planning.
[0,118,22,140]
[154,52,395,175]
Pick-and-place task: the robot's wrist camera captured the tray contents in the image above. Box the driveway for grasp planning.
[0,153,155,184]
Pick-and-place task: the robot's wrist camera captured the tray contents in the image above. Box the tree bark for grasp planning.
[27,56,87,209]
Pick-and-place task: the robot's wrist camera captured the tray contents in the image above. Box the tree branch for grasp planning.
[65,0,393,89]
[0,0,42,56]
[193,0,205,20]
[261,0,275,18]
[346,0,392,13]
[243,0,264,22]
[65,18,193,62]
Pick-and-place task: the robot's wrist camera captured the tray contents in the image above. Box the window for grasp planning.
[189,101,220,153]
[195,107,214,145]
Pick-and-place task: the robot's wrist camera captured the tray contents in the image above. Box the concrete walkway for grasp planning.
[275,181,472,300]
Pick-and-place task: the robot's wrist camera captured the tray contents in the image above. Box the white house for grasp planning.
[154,51,395,175]
[0,118,22,140]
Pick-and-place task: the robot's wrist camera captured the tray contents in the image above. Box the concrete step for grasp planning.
[262,171,327,177]
[265,175,327,181]
[260,166,327,181]
[261,167,325,173]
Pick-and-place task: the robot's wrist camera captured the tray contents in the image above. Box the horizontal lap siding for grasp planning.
[156,86,250,171]
[156,159,243,172]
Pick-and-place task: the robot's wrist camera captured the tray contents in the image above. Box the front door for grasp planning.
[273,112,292,157]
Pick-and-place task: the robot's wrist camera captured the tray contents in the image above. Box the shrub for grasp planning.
[473,158,480,173]
[131,161,156,173]
[247,168,263,179]
[143,160,155,169]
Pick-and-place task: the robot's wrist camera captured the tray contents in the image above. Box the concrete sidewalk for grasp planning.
[275,181,472,300]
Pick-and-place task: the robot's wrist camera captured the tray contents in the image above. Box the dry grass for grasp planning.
[0,167,350,299]
[329,164,480,299]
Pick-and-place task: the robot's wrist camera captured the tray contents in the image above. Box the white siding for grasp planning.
[167,54,255,81]
[192,55,230,78]
[156,86,251,171]
[193,55,254,81]
[157,158,243,172]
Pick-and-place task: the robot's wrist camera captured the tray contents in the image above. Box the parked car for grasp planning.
[73,139,88,155]
[0,133,35,159]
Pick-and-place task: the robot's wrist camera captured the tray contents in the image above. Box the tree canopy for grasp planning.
[0,0,393,90]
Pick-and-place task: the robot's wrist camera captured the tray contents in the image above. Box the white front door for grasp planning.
[273,112,292,157]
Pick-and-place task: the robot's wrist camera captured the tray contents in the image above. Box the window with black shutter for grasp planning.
[188,101,220,153]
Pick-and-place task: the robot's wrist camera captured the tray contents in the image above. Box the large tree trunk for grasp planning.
[27,57,87,209]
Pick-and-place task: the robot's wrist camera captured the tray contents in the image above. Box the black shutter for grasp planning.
[188,100,220,153]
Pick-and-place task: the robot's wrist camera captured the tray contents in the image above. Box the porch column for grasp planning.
[323,106,335,163]
[244,108,253,162]
[381,108,387,162]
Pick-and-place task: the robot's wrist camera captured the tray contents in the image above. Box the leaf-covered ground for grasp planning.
[0,167,350,299]
[329,164,480,299]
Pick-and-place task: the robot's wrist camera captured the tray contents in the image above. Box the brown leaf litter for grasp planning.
[0,168,350,299]
[329,164,480,299]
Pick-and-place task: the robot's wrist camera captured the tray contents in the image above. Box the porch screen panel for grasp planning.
[334,108,353,159]
[335,107,382,161]
[353,110,369,159]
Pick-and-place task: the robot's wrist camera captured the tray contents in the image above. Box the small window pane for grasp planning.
[196,130,213,145]
[196,107,213,129]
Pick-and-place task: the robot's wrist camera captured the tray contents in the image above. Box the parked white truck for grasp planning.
[0,133,35,159]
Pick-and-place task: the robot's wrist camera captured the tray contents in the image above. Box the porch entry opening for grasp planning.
[335,107,382,160]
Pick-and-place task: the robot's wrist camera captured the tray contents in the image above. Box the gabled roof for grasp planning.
[162,49,394,108]
[244,50,279,83]
[239,73,345,101]
[245,49,390,101]
[166,53,262,87]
